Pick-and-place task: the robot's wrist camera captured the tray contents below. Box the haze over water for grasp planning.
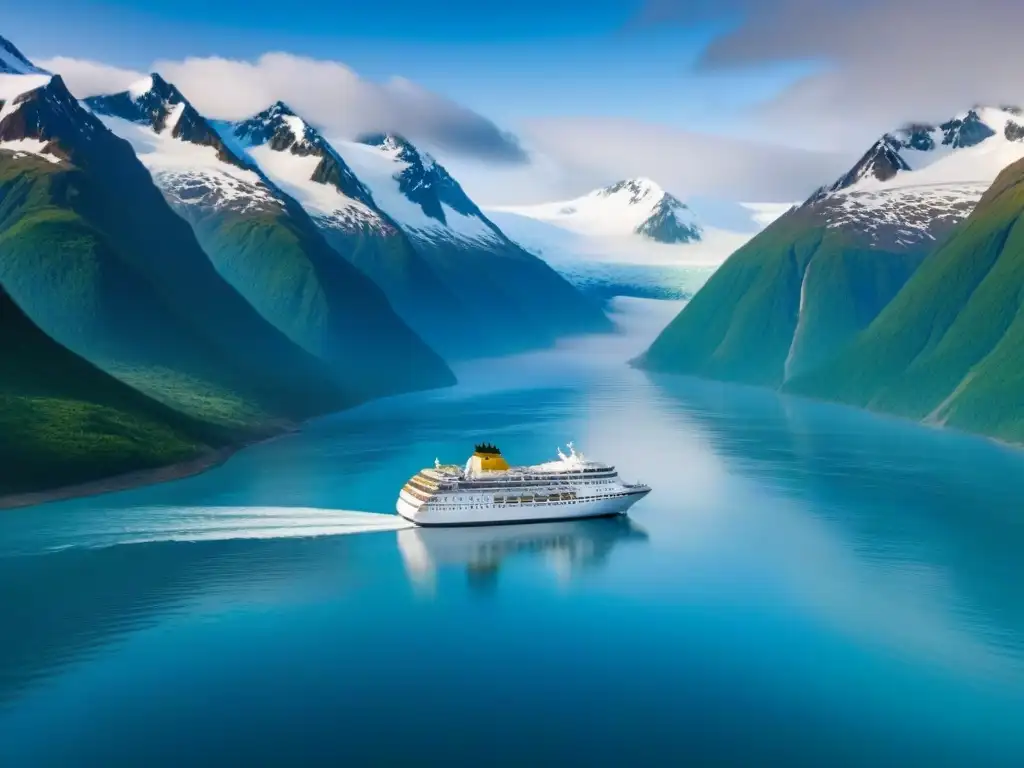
[2,298,1023,765]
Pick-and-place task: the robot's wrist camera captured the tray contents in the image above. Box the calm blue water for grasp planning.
[3,299,1024,766]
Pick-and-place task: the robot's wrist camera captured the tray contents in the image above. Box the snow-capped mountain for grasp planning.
[495,178,702,244]
[86,74,281,215]
[486,180,769,300]
[805,106,1024,248]
[82,75,457,390]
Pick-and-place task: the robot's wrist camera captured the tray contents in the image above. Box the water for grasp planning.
[2,298,1024,766]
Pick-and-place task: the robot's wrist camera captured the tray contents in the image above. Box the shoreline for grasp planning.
[0,370,463,513]
[0,428,296,511]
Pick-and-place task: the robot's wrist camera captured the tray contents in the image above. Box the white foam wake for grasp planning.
[42,506,412,552]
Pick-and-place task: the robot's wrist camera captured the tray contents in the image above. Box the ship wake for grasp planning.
[35,506,412,553]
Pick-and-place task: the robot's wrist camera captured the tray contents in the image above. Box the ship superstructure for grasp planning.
[397,443,650,527]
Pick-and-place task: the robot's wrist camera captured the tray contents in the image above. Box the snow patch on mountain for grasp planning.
[0,73,51,125]
[246,142,381,229]
[828,184,983,248]
[338,138,498,243]
[97,113,278,213]
[0,136,62,164]
[0,35,46,76]
[87,77,280,214]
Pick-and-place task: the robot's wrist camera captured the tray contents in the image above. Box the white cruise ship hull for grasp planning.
[397,488,649,527]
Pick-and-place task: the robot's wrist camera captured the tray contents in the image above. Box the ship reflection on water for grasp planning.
[397,515,649,589]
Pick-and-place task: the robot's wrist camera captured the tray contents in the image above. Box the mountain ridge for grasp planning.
[636,104,1024,386]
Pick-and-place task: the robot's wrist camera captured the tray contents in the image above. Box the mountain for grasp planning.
[217,102,486,359]
[488,180,758,301]
[85,77,454,400]
[788,155,1024,443]
[636,106,1024,385]
[0,71,352,430]
[222,109,610,356]
[0,283,227,496]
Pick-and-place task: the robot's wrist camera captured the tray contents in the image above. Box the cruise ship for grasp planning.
[396,443,650,527]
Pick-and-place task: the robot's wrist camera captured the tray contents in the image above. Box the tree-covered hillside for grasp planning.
[0,285,227,496]
[635,206,925,386]
[790,157,1024,442]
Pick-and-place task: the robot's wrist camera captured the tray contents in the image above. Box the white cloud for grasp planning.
[515,116,848,204]
[155,53,526,162]
[37,56,142,98]
[41,52,526,163]
[640,0,1024,151]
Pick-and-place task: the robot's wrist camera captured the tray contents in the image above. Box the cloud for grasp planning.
[638,0,1024,150]
[515,116,847,203]
[42,52,527,164]
[37,56,143,97]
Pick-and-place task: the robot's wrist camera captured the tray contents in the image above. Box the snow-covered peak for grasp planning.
[595,177,663,204]
[230,101,319,151]
[0,75,111,166]
[85,75,249,171]
[344,132,498,238]
[227,104,374,206]
[493,179,703,244]
[812,105,1024,203]
[0,34,47,76]
[358,131,416,160]
[355,131,441,172]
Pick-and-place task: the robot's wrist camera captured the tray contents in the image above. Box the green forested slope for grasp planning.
[635,207,925,386]
[172,197,456,400]
[790,158,1024,441]
[0,285,226,495]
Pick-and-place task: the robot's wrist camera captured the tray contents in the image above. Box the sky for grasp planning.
[6,0,1022,206]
